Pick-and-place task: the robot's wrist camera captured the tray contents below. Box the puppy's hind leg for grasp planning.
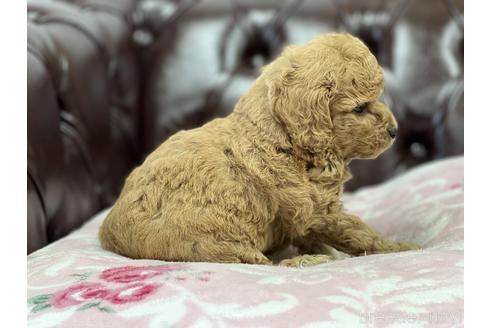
[189,238,272,265]
[279,254,336,267]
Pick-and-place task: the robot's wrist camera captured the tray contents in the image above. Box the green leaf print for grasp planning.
[77,302,101,311]
[98,306,115,313]
[31,303,51,314]
[28,294,52,305]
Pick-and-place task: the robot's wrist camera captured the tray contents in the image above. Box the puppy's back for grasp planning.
[98,117,243,259]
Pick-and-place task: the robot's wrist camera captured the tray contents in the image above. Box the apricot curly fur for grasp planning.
[99,33,419,267]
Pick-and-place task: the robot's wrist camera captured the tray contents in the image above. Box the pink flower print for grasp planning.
[51,283,111,308]
[106,283,160,304]
[100,264,184,283]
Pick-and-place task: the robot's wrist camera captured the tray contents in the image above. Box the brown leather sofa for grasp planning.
[27,0,463,254]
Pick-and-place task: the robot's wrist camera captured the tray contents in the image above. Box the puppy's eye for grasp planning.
[353,103,368,114]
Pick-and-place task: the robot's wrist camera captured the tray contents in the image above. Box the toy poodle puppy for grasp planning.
[99,32,419,267]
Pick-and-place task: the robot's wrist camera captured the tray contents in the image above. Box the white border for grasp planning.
[11,1,478,327]
[0,0,27,326]
[465,1,491,326]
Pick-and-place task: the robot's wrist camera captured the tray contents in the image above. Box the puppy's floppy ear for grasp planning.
[263,47,336,165]
[319,72,337,129]
[262,46,305,125]
[262,54,298,102]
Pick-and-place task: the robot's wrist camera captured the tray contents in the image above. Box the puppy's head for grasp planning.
[263,33,397,163]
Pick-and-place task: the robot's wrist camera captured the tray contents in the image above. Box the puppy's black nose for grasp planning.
[387,127,398,139]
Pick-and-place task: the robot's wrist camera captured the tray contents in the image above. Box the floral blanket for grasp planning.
[27,156,464,328]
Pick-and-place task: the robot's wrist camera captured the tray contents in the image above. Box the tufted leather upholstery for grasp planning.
[27,0,463,253]
[27,0,141,253]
